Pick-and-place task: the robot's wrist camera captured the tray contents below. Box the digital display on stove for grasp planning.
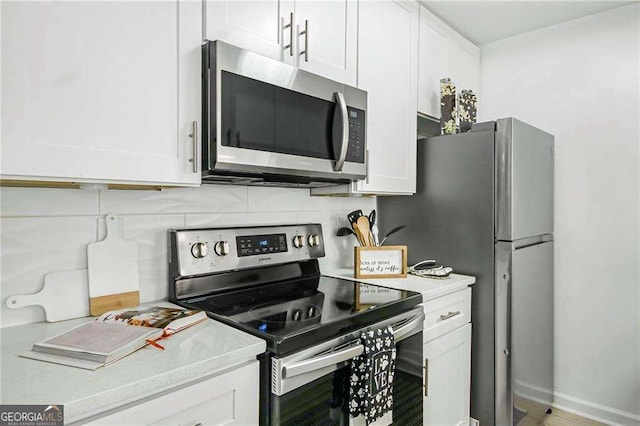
[236,233,288,257]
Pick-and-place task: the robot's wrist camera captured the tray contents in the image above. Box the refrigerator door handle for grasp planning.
[514,234,553,250]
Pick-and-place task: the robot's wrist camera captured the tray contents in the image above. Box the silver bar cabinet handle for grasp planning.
[440,311,461,321]
[424,358,429,397]
[299,19,309,62]
[333,92,349,171]
[189,121,198,173]
[283,12,293,56]
[365,149,370,184]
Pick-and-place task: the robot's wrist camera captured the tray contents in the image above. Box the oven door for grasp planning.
[204,40,367,182]
[270,307,424,426]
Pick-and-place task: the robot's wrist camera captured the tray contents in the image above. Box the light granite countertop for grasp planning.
[0,303,266,424]
[323,268,475,302]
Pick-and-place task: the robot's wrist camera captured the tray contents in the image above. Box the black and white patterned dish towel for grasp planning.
[349,326,396,426]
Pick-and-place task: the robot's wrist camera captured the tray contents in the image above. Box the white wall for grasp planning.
[0,185,374,328]
[480,4,640,425]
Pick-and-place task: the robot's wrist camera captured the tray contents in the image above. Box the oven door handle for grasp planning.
[283,342,364,378]
[393,312,424,341]
[282,312,424,379]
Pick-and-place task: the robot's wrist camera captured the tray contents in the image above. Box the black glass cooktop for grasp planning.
[183,276,422,355]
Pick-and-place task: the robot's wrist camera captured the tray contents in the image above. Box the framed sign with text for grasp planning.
[354,246,408,279]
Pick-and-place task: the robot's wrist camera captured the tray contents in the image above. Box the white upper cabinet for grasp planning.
[1,1,201,186]
[447,38,480,97]
[205,0,357,85]
[312,0,418,196]
[417,9,448,118]
[205,0,292,64]
[417,6,480,119]
[294,0,358,86]
[352,0,419,195]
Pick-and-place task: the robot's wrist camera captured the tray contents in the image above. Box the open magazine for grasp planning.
[20,306,207,370]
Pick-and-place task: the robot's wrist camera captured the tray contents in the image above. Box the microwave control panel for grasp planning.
[347,107,365,163]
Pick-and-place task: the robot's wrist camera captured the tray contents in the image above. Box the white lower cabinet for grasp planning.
[85,361,259,425]
[424,323,472,426]
[422,288,472,426]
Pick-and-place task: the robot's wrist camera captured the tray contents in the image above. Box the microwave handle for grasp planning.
[332,91,349,171]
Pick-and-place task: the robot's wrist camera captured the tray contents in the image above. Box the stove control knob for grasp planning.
[307,234,320,247]
[292,235,305,249]
[214,240,230,256]
[191,242,208,259]
[292,310,302,321]
[307,306,316,318]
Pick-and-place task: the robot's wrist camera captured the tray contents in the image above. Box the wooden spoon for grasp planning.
[356,216,373,246]
[352,221,366,246]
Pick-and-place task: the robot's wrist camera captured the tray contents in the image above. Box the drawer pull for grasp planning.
[439,311,461,321]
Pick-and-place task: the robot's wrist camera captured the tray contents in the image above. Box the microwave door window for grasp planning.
[221,71,335,161]
[274,90,335,160]
[222,71,276,151]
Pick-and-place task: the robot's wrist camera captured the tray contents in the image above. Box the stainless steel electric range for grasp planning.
[168,224,424,426]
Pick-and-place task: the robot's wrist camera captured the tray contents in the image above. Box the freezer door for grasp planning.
[496,118,554,241]
[495,238,554,426]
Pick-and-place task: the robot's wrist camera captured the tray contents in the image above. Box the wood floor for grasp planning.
[515,396,607,426]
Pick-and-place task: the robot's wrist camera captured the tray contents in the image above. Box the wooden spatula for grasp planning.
[356,216,374,246]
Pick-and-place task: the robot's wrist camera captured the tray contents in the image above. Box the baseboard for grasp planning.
[468,417,480,426]
[553,391,640,426]
[514,380,553,407]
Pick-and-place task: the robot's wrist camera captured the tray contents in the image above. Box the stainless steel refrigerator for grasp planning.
[378,118,554,426]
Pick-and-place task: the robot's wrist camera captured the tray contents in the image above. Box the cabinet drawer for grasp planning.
[422,287,471,342]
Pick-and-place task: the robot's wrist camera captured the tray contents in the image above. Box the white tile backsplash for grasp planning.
[1,216,98,327]
[0,187,99,217]
[0,185,375,327]
[248,186,376,212]
[119,214,185,303]
[99,185,247,215]
[185,212,297,228]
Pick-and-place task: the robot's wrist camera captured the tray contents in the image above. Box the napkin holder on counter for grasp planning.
[354,246,408,279]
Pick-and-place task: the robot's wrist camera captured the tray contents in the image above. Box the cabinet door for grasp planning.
[178,0,203,185]
[355,0,418,194]
[1,1,200,186]
[88,361,259,425]
[205,0,293,64]
[417,7,448,118]
[447,39,480,95]
[424,323,471,426]
[294,0,357,85]
[417,6,480,118]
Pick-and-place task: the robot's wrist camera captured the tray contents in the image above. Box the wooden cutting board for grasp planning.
[5,269,90,322]
[87,214,139,316]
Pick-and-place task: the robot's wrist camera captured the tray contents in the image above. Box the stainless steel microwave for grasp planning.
[202,41,367,187]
